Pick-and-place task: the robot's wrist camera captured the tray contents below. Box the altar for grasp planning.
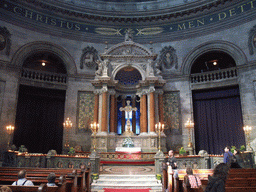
[115,147,141,153]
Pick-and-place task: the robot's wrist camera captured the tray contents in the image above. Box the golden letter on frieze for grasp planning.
[75,24,81,31]
[13,7,22,15]
[197,19,205,26]
[238,4,247,13]
[229,8,236,17]
[177,23,186,30]
[50,19,57,26]
[218,12,226,21]
[36,14,44,22]
[248,0,256,9]
[188,21,195,29]
[25,10,33,19]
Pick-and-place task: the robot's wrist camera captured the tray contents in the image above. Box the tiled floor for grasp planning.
[101,165,155,175]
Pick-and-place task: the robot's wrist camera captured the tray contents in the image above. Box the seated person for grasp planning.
[183,167,202,189]
[47,172,57,187]
[12,170,34,186]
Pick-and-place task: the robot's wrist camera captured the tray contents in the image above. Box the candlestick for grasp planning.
[90,122,99,151]
[155,122,165,151]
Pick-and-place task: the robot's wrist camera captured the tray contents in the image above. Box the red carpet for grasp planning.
[103,188,151,192]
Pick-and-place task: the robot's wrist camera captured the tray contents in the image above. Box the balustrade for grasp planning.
[191,67,237,83]
[21,68,67,84]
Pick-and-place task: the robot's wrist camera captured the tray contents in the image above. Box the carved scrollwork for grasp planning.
[0,26,11,56]
[80,46,99,69]
[159,46,178,69]
[248,25,256,55]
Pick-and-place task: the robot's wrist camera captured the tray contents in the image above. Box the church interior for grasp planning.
[0,0,256,191]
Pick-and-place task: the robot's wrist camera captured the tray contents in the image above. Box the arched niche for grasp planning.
[182,40,247,75]
[11,41,77,75]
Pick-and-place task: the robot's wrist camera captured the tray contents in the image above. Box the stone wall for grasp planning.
[0,14,256,155]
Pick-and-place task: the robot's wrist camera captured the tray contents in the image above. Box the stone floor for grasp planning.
[100,165,155,175]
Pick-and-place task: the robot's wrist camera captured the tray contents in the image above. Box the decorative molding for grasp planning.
[0,26,11,56]
[93,87,108,95]
[248,25,256,55]
[18,0,232,23]
[80,46,99,70]
[108,89,116,95]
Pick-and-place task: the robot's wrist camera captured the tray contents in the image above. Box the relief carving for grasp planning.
[159,46,178,70]
[80,46,99,69]
[0,26,11,56]
[248,25,256,55]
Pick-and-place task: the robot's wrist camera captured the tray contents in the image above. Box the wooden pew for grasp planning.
[0,167,90,192]
[178,168,256,192]
[1,183,59,192]
[175,169,212,192]
[225,168,256,192]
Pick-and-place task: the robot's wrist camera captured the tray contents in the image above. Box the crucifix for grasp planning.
[119,100,137,135]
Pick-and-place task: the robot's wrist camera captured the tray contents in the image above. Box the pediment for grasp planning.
[101,41,156,59]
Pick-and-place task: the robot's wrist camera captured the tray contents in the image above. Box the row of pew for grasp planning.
[0,166,91,192]
[163,167,256,192]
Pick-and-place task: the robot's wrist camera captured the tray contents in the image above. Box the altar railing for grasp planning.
[3,151,100,174]
[100,152,156,163]
[190,67,237,84]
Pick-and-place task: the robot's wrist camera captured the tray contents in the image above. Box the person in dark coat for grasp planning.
[205,163,229,192]
[231,149,245,168]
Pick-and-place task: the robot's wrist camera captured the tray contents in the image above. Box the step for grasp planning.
[91,174,162,190]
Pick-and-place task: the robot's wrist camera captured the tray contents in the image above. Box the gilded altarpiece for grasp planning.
[77,92,94,130]
[163,91,180,131]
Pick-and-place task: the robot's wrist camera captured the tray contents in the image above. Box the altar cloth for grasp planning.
[115,147,141,153]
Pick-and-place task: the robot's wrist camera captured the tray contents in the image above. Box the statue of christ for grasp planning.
[119,100,137,135]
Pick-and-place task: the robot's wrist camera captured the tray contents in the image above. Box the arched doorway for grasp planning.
[191,51,245,154]
[13,52,67,154]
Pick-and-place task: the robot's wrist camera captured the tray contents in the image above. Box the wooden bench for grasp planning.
[174,169,212,192]
[225,168,256,192]
[170,168,256,192]
[0,183,61,192]
[0,167,91,192]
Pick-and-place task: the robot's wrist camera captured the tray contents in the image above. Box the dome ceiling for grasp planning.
[1,0,255,43]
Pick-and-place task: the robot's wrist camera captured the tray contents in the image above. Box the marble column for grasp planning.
[158,91,164,124]
[140,94,147,133]
[114,95,118,133]
[132,96,136,134]
[101,91,108,133]
[109,93,116,133]
[149,91,155,132]
[121,96,126,134]
[93,93,99,124]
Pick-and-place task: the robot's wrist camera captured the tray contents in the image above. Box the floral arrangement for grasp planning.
[231,146,236,153]
[122,137,134,147]
[240,145,246,152]
[68,147,75,155]
[92,173,99,180]
[156,174,162,180]
[179,147,186,155]
[18,145,28,153]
